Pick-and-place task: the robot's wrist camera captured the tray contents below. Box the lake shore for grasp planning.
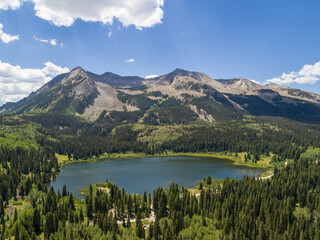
[52,154,268,198]
[56,151,272,178]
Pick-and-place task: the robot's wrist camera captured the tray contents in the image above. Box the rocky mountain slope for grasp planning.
[2,67,320,123]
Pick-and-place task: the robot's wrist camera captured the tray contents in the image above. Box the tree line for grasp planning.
[1,147,320,239]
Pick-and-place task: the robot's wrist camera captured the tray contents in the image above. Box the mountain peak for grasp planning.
[156,68,206,84]
[72,66,85,71]
[61,66,92,86]
[216,77,261,91]
[101,71,120,78]
[69,66,87,75]
[171,68,190,74]
[234,77,256,83]
[93,71,144,88]
[265,83,284,88]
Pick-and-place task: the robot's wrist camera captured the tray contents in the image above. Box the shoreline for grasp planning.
[53,152,274,198]
[57,152,272,178]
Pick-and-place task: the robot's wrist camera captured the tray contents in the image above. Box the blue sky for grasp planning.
[0,0,320,104]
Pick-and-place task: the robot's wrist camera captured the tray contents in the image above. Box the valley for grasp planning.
[0,67,319,239]
[2,1,320,238]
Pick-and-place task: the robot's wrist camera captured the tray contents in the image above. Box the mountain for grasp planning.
[265,83,320,103]
[2,67,320,123]
[8,67,99,115]
[152,68,220,86]
[88,71,145,88]
[216,77,261,92]
[0,102,16,113]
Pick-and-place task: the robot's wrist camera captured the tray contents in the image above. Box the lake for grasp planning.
[51,156,264,198]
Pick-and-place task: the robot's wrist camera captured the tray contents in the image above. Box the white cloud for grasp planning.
[42,61,69,75]
[145,75,159,79]
[0,60,69,105]
[9,0,164,29]
[125,58,135,63]
[266,61,320,85]
[248,79,260,84]
[0,23,19,43]
[298,62,320,76]
[50,39,57,46]
[0,0,23,10]
[34,36,48,43]
[108,31,112,37]
[34,36,58,46]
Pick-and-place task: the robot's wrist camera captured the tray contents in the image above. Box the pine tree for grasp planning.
[74,212,79,223]
[202,215,207,227]
[206,176,212,185]
[44,213,54,239]
[79,207,84,221]
[13,208,18,223]
[33,208,41,234]
[86,197,93,220]
[68,193,75,210]
[69,208,74,223]
[14,223,19,240]
[1,216,5,236]
[122,216,126,228]
[154,218,161,240]
[136,212,144,238]
[62,184,67,197]
[0,199,4,218]
[148,222,154,240]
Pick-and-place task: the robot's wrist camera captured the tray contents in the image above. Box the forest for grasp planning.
[0,145,319,239]
[0,112,320,239]
[1,112,317,162]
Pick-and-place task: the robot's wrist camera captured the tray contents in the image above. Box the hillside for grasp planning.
[2,67,320,123]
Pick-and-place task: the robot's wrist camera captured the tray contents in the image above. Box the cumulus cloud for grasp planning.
[145,75,159,79]
[0,0,23,10]
[248,79,260,84]
[0,60,69,105]
[34,36,58,46]
[266,61,320,85]
[0,23,19,43]
[49,39,57,46]
[6,0,164,29]
[125,58,135,63]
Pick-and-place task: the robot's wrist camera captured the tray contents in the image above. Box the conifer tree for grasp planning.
[33,208,41,234]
